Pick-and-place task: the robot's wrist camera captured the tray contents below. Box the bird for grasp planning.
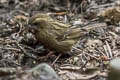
[29,13,106,65]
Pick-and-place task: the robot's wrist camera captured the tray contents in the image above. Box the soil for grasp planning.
[0,0,119,80]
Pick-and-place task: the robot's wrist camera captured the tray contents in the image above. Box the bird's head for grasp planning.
[29,13,51,30]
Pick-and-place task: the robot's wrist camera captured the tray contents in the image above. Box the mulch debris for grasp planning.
[0,0,119,80]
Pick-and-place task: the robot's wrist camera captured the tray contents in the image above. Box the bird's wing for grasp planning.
[56,27,87,41]
[56,23,106,41]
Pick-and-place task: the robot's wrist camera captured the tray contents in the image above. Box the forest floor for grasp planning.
[0,0,119,80]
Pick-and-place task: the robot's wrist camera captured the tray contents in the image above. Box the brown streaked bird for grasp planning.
[29,13,106,65]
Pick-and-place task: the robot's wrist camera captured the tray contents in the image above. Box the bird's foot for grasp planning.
[38,51,55,61]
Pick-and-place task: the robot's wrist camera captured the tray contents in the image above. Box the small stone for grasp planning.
[26,63,62,80]
[107,58,120,80]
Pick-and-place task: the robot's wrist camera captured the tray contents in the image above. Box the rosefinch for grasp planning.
[29,13,106,64]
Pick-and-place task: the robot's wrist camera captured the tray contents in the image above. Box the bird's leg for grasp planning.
[52,53,62,65]
[44,51,55,61]
[38,51,55,61]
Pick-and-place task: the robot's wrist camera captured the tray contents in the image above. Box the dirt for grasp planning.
[0,0,119,80]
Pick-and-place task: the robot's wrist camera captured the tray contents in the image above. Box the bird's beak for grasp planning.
[29,24,37,30]
[28,24,39,34]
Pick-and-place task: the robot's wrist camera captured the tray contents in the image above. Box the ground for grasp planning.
[0,0,119,80]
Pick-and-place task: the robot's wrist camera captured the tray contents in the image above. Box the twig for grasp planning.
[15,41,37,60]
[21,44,41,53]
[103,45,109,59]
[104,40,113,59]
[72,47,100,61]
[67,0,70,13]
[105,40,113,58]
[95,47,106,57]
[52,53,62,65]
[0,47,21,52]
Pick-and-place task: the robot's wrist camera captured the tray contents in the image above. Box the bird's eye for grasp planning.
[33,22,39,26]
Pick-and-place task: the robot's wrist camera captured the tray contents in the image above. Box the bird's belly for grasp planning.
[35,31,72,53]
[35,31,58,51]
